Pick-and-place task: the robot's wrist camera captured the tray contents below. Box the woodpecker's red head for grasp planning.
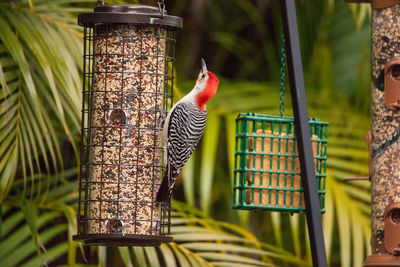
[195,59,219,110]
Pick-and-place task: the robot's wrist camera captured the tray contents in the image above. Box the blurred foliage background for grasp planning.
[0,0,372,266]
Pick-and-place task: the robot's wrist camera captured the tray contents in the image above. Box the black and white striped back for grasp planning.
[156,102,207,202]
[167,102,207,171]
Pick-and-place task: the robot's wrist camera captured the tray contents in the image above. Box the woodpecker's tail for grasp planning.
[156,173,169,203]
[156,164,180,203]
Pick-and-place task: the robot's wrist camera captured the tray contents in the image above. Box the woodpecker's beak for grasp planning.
[201,58,207,73]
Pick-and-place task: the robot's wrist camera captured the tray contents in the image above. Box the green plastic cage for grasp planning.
[233,113,328,213]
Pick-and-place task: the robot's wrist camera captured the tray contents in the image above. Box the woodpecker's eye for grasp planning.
[201,74,206,78]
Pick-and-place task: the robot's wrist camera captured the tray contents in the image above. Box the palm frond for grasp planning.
[0,209,68,267]
[0,0,83,200]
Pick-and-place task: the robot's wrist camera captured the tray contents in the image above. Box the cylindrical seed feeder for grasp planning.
[233,113,328,213]
[73,2,182,246]
[344,0,400,265]
[364,0,400,265]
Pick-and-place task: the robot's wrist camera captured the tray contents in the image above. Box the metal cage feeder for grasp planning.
[73,2,182,246]
[233,113,328,213]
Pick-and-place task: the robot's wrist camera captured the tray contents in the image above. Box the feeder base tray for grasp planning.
[364,254,400,266]
[73,234,172,246]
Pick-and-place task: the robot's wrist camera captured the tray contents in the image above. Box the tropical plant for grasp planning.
[0,0,86,201]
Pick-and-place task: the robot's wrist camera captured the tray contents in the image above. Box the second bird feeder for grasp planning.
[73,2,182,246]
[233,113,328,212]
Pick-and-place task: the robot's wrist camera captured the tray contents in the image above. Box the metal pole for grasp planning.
[280,0,328,266]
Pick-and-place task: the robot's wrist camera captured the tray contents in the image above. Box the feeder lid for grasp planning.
[78,4,183,29]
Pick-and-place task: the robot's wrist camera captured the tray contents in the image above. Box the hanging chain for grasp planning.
[279,32,286,117]
[158,0,165,19]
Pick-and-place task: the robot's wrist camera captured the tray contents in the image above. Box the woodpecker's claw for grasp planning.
[156,106,166,129]
[201,58,207,73]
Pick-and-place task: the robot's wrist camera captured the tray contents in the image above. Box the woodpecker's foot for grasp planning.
[157,202,167,224]
[151,217,161,232]
[156,200,169,207]
[156,106,166,129]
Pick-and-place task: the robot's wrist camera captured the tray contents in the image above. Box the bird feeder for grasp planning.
[73,1,182,246]
[233,113,328,212]
[369,2,400,264]
[343,0,400,265]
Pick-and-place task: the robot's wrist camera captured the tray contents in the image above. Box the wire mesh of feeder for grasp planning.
[233,113,328,213]
[75,14,180,245]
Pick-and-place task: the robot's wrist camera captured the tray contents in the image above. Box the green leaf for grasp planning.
[0,17,37,102]
[159,244,177,267]
[183,242,273,256]
[351,209,364,267]
[20,243,68,267]
[200,111,220,214]
[198,252,272,266]
[270,212,282,247]
[144,247,160,267]
[169,243,191,267]
[118,247,133,267]
[289,213,301,257]
[98,246,107,267]
[323,182,334,263]
[183,154,195,207]
[1,209,24,236]
[0,211,58,260]
[333,180,351,267]
[132,247,147,267]
[20,199,45,263]
[0,219,66,266]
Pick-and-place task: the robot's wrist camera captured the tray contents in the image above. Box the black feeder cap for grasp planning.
[78,4,183,29]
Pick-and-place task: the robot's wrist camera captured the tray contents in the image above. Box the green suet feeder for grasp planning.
[232,35,328,213]
[232,113,328,213]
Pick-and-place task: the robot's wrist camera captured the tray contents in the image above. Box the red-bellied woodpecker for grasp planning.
[156,59,219,203]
